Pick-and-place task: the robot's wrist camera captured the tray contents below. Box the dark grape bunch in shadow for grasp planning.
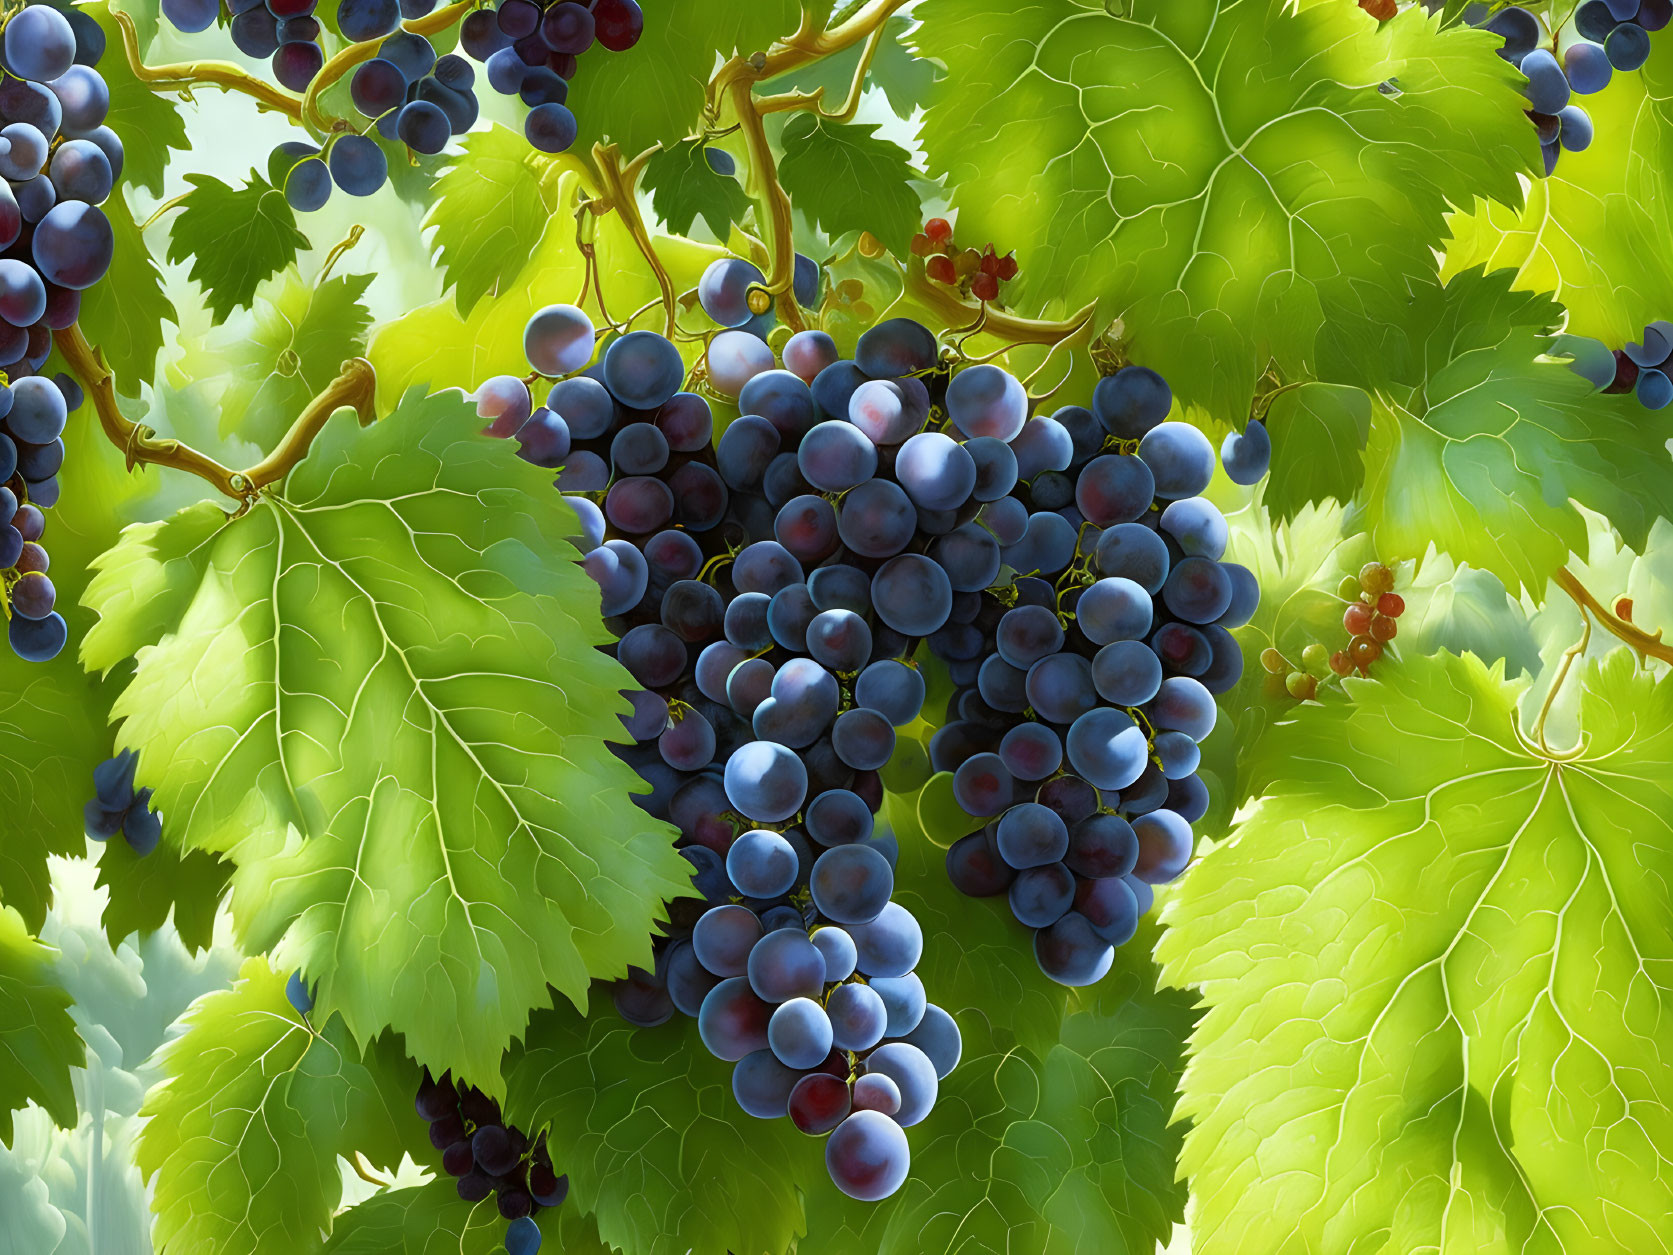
[0,2,120,662]
[1469,0,1669,175]
[414,1068,568,1252]
[1564,317,1673,410]
[458,0,645,153]
[83,749,163,854]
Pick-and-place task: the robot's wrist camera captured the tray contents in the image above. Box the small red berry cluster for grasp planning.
[1261,562,1404,700]
[1358,0,1395,20]
[909,218,1018,303]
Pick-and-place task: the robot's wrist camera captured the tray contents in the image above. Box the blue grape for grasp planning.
[996,802,1070,869]
[848,901,921,978]
[862,1041,937,1127]
[978,496,1029,547]
[848,377,928,444]
[486,46,527,94]
[285,969,315,1014]
[1638,0,1672,31]
[1009,861,1075,928]
[727,830,800,898]
[1074,876,1140,945]
[726,658,774,718]
[996,605,1064,669]
[1151,621,1212,677]
[523,303,594,376]
[694,904,763,977]
[162,0,219,31]
[699,977,773,1059]
[1024,652,1096,723]
[1011,414,1075,479]
[1138,421,1215,499]
[1483,5,1541,55]
[1606,21,1651,70]
[5,7,76,82]
[854,660,925,726]
[1034,911,1115,986]
[895,431,976,510]
[1576,0,1621,38]
[793,252,820,306]
[581,539,648,615]
[965,436,1019,502]
[13,173,54,225]
[871,972,926,1037]
[0,259,45,328]
[1636,368,1672,409]
[1219,418,1270,484]
[699,257,766,328]
[1217,561,1260,628]
[724,741,808,822]
[1159,496,1229,559]
[1002,509,1079,576]
[732,1048,800,1117]
[7,376,66,442]
[827,980,888,1051]
[748,928,826,1002]
[798,420,877,491]
[1151,675,1216,741]
[1162,556,1233,623]
[273,42,325,93]
[553,449,606,491]
[517,66,568,108]
[47,139,112,205]
[806,609,872,672]
[327,135,387,196]
[50,65,107,134]
[805,789,874,847]
[855,317,936,377]
[1075,577,1153,645]
[734,540,803,595]
[945,830,1015,896]
[610,422,669,476]
[952,751,1012,817]
[931,524,1000,593]
[618,687,667,741]
[1624,325,1671,365]
[789,1072,852,1135]
[998,722,1063,781]
[826,1110,911,1200]
[1558,105,1594,153]
[1092,365,1172,437]
[871,553,953,637]
[716,414,781,490]
[812,358,868,419]
[850,1072,899,1115]
[896,1003,961,1078]
[339,0,400,40]
[1066,812,1140,879]
[1519,48,1571,112]
[837,477,916,558]
[945,363,1026,441]
[396,99,450,154]
[1066,707,1150,790]
[541,0,595,52]
[526,101,578,152]
[31,200,111,289]
[10,611,67,661]
[810,843,893,924]
[1133,808,1194,883]
[653,392,711,452]
[767,583,817,651]
[724,591,773,650]
[1154,729,1201,780]
[784,329,840,383]
[1167,774,1211,824]
[810,925,857,981]
[231,8,280,57]
[604,330,683,409]
[604,476,673,534]
[505,1216,542,1255]
[0,127,47,184]
[769,997,833,1069]
[740,369,817,442]
[1564,40,1613,94]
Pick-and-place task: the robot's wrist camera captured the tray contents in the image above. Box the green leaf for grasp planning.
[424,126,558,314]
[0,907,83,1144]
[1405,550,1542,682]
[1360,268,1673,596]
[568,1,806,160]
[913,770,980,848]
[136,958,408,1255]
[181,268,374,447]
[763,16,936,117]
[322,1184,517,1254]
[1157,650,1673,1254]
[95,839,229,955]
[641,139,752,239]
[778,114,922,252]
[1443,48,1673,346]
[166,173,311,323]
[86,390,695,1087]
[911,0,1537,415]
[76,191,176,398]
[505,1004,819,1255]
[1262,383,1369,521]
[85,1,189,198]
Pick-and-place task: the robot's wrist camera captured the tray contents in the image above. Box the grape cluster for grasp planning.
[1261,562,1405,701]
[82,750,163,854]
[0,3,121,662]
[909,217,1017,303]
[472,303,960,1200]
[1472,1,1668,175]
[1602,319,1673,410]
[272,30,479,209]
[457,0,645,154]
[414,1069,569,1242]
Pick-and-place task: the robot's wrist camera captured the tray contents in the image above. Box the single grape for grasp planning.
[5,7,77,83]
[847,901,922,978]
[526,101,578,152]
[699,257,767,328]
[706,329,776,398]
[1605,21,1650,70]
[1092,365,1172,437]
[855,317,937,378]
[945,363,1026,441]
[1034,911,1116,986]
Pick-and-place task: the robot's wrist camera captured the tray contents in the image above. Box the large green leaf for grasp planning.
[1443,46,1673,346]
[83,390,695,1087]
[76,191,176,399]
[1360,269,1673,596]
[779,114,923,252]
[1263,382,1370,521]
[166,173,311,323]
[178,269,374,448]
[95,838,229,955]
[136,958,408,1255]
[1157,650,1673,1254]
[568,0,810,161]
[0,907,83,1144]
[424,126,560,315]
[911,0,1536,415]
[641,138,752,239]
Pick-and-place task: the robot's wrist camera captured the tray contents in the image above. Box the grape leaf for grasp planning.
[1360,268,1673,596]
[166,173,311,323]
[0,906,83,1143]
[1405,548,1542,682]
[136,958,408,1255]
[641,139,753,239]
[568,1,810,160]
[505,1002,820,1255]
[180,268,374,447]
[84,389,695,1088]
[1443,49,1673,346]
[322,1185,518,1254]
[94,838,229,955]
[424,126,559,315]
[910,0,1536,416]
[76,190,176,399]
[1262,382,1370,521]
[85,0,189,198]
[763,16,936,117]
[778,114,922,252]
[1157,650,1673,1254]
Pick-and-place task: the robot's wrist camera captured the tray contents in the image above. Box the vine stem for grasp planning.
[1553,566,1673,663]
[755,11,890,121]
[301,0,474,135]
[903,265,1099,345]
[591,143,678,339]
[722,77,806,333]
[707,0,912,100]
[1531,615,1590,752]
[55,325,377,502]
[116,10,303,121]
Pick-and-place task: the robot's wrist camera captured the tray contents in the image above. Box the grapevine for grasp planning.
[0,2,1671,1254]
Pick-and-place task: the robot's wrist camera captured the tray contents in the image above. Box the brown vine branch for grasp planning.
[723,78,806,332]
[591,143,678,339]
[755,13,889,121]
[707,0,911,102]
[1554,566,1673,664]
[116,10,303,121]
[302,0,475,134]
[903,266,1099,346]
[56,326,377,503]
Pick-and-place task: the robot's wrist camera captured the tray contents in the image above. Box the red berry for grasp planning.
[996,252,1019,280]
[926,254,957,285]
[1328,650,1353,676]
[1343,601,1373,636]
[1349,636,1381,666]
[1606,351,1638,394]
[1376,592,1404,618]
[971,272,999,301]
[593,0,644,51]
[1358,0,1395,17]
[925,217,953,244]
[1370,615,1398,642]
[979,251,1000,277]
[910,232,931,257]
[1616,596,1635,621]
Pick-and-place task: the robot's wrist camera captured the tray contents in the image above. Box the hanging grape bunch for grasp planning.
[82,749,164,853]
[458,0,645,153]
[0,2,120,663]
